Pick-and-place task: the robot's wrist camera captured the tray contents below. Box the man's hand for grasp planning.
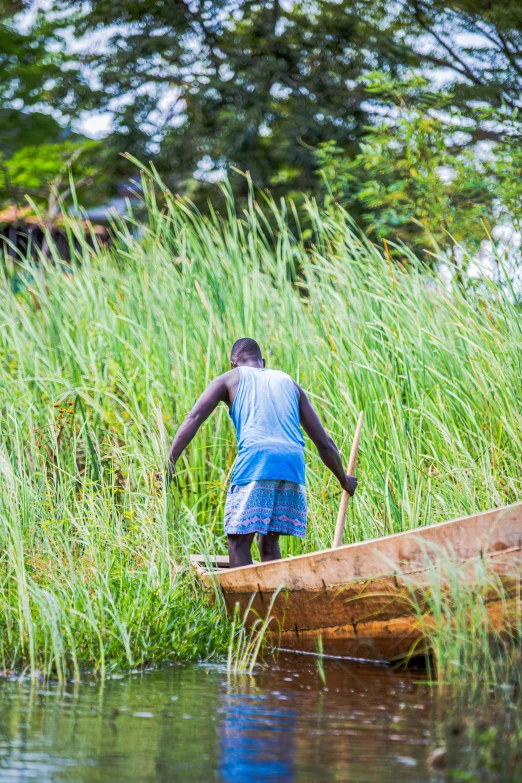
[164,461,181,489]
[341,474,358,496]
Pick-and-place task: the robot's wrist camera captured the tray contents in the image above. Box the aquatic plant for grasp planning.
[226,587,284,675]
[315,635,327,687]
[404,548,522,693]
[1,169,521,677]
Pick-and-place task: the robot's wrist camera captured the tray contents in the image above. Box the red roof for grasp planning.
[0,205,33,224]
[0,204,108,234]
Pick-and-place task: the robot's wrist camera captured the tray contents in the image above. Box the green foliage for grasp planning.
[0,4,122,213]
[45,0,406,199]
[39,0,522,203]
[0,139,109,211]
[227,587,283,674]
[316,72,497,260]
[315,70,522,265]
[5,0,522,238]
[0,173,521,676]
[0,3,70,156]
[488,129,522,234]
[3,142,91,196]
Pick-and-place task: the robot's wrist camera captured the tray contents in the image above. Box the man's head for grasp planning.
[230,337,265,369]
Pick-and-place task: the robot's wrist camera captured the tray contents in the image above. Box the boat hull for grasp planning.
[196,502,522,662]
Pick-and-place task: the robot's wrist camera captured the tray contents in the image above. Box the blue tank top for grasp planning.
[230,367,306,486]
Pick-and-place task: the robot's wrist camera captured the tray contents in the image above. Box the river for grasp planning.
[0,654,516,782]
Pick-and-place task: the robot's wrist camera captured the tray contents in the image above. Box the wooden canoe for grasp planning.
[192,501,522,662]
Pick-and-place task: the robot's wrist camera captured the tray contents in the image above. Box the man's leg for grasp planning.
[256,532,281,563]
[227,532,256,568]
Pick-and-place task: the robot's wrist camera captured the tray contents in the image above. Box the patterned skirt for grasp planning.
[224,480,307,538]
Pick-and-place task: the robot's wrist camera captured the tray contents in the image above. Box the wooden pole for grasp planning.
[332,411,363,549]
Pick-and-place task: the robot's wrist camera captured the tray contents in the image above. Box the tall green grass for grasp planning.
[404,548,522,692]
[1,171,521,677]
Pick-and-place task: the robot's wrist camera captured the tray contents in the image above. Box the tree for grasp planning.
[0,1,72,155]
[373,0,522,119]
[6,0,522,222]
[0,139,110,215]
[315,70,522,271]
[47,0,408,200]
[43,0,522,202]
[315,73,494,257]
[0,3,129,221]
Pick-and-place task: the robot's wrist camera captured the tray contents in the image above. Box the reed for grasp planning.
[1,170,521,677]
[408,553,522,781]
[403,548,522,692]
[226,586,284,675]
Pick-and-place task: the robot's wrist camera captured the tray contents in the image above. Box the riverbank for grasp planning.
[0,179,521,677]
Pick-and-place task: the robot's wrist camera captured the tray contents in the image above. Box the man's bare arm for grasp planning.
[297,386,358,495]
[167,374,231,477]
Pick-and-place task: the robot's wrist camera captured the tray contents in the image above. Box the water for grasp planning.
[0,655,515,782]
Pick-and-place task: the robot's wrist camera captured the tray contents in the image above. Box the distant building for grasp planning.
[0,182,143,261]
[0,204,109,260]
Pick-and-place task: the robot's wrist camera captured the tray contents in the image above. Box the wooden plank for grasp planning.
[193,501,522,661]
[221,548,522,631]
[218,502,522,594]
[266,596,520,661]
[190,554,231,568]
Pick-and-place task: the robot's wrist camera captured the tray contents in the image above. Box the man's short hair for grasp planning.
[230,337,262,362]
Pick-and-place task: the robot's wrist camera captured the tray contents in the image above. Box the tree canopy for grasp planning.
[41,0,522,193]
[2,0,522,261]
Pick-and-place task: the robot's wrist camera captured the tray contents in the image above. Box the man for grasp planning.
[167,338,357,568]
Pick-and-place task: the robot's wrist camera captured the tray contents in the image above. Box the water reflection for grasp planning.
[219,689,296,781]
[0,655,516,782]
